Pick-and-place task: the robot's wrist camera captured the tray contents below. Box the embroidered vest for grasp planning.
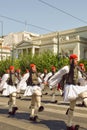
[27,71,39,86]
[32,73,39,85]
[7,72,16,86]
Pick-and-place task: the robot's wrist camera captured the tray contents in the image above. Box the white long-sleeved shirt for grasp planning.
[48,65,87,88]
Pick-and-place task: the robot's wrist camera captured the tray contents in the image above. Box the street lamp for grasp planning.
[52,32,60,68]
[57,32,60,61]
[0,21,3,60]
[57,32,60,69]
[11,43,15,65]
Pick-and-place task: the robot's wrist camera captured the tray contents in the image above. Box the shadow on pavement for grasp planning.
[33,119,67,130]
[0,108,87,130]
[0,108,8,114]
[0,108,67,129]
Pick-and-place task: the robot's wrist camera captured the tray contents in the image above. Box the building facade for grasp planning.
[0,37,11,60]
[1,26,87,61]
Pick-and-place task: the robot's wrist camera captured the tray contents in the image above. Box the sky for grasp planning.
[0,0,87,36]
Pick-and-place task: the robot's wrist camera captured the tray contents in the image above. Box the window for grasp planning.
[69,50,73,54]
[35,48,39,54]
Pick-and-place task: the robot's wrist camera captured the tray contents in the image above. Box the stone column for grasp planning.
[32,47,35,56]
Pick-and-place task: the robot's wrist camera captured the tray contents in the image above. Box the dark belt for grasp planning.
[66,82,79,85]
[32,83,40,86]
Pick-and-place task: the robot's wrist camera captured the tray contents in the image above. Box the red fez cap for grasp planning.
[9,66,14,71]
[51,66,56,70]
[79,63,84,67]
[30,64,36,68]
[69,54,78,60]
[6,69,10,73]
[16,69,21,73]
[44,68,47,71]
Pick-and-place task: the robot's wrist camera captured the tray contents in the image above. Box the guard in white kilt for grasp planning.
[16,69,29,98]
[7,66,18,115]
[24,64,44,121]
[44,66,57,103]
[48,54,87,130]
[15,69,22,86]
[40,68,48,95]
[78,63,87,107]
[0,69,9,95]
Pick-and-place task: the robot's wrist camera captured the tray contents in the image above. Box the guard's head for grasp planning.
[79,63,85,71]
[30,64,36,72]
[51,66,56,72]
[44,68,47,73]
[6,69,10,74]
[9,66,15,72]
[69,54,78,65]
[16,69,21,73]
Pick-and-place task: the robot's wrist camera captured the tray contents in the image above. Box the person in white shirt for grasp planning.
[40,68,48,95]
[49,54,87,130]
[16,69,29,98]
[78,63,87,107]
[44,66,58,103]
[24,64,44,121]
[0,69,10,95]
[7,66,18,115]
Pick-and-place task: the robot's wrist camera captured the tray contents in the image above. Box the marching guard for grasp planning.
[24,64,44,121]
[0,69,10,95]
[49,54,87,130]
[44,66,57,103]
[78,63,87,107]
[7,66,18,115]
[40,68,48,95]
[15,69,22,86]
[16,69,29,98]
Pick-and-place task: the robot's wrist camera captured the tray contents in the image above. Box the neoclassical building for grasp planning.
[1,26,87,60]
[0,37,10,60]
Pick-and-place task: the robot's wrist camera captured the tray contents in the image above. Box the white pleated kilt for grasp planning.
[64,84,87,102]
[40,83,46,90]
[0,80,9,91]
[23,85,42,96]
[17,81,27,93]
[2,84,17,96]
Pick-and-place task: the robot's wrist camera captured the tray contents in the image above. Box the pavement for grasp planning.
[0,92,87,130]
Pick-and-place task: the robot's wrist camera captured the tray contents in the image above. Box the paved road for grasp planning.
[0,92,87,130]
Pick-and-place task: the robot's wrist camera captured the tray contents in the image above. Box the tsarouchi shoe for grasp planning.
[38,106,44,112]
[67,125,79,130]
[51,100,57,103]
[11,107,18,115]
[29,115,38,121]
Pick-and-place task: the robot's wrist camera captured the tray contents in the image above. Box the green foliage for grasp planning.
[0,59,12,76]
[0,51,86,77]
[32,51,59,72]
[0,51,69,76]
[13,59,21,70]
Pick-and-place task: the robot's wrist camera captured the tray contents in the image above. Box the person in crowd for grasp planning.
[40,68,48,94]
[44,66,58,103]
[0,69,10,95]
[7,66,18,115]
[40,68,48,82]
[49,54,87,130]
[15,69,22,86]
[78,63,87,107]
[24,64,44,121]
[17,69,29,98]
